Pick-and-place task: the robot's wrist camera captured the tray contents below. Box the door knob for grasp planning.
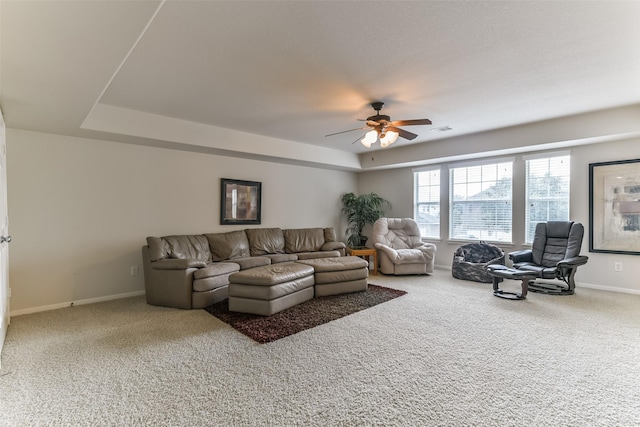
[0,235,11,243]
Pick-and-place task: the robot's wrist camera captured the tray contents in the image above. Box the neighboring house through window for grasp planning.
[449,159,513,242]
[412,153,571,244]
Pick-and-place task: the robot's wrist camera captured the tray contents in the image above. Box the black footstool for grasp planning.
[486,265,537,300]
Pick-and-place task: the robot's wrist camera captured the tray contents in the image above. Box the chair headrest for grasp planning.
[546,221,574,238]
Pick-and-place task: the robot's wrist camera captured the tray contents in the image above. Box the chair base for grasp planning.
[493,289,527,300]
[528,281,574,296]
[488,265,536,301]
[492,277,530,300]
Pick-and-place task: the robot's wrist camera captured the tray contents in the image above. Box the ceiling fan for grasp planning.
[326,102,432,148]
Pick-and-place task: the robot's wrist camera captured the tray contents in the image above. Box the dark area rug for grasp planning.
[204,284,407,343]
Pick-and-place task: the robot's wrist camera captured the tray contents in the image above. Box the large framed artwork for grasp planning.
[589,158,640,255]
[220,178,262,225]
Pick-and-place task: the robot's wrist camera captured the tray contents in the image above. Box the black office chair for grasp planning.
[505,221,588,295]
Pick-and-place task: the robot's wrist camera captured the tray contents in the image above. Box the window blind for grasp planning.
[413,168,440,239]
[449,161,513,242]
[525,154,570,243]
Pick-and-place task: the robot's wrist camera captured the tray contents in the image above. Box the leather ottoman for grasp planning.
[296,256,368,297]
[228,263,315,316]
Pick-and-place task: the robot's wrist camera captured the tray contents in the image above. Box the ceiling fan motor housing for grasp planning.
[368,102,389,127]
[367,114,390,123]
[370,101,385,112]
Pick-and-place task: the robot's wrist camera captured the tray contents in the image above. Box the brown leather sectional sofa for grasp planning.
[142,227,346,309]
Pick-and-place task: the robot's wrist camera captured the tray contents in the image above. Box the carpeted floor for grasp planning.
[204,284,407,343]
[1,269,639,426]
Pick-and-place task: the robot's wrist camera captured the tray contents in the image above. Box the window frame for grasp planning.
[448,158,514,243]
[413,166,441,240]
[523,151,571,243]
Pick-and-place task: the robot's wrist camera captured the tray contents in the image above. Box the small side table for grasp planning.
[347,246,377,275]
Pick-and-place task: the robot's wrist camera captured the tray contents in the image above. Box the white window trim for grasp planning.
[447,156,516,170]
[522,150,571,161]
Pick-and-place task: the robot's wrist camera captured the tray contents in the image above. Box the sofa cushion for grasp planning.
[245,228,285,256]
[373,218,422,249]
[193,262,240,279]
[206,230,250,262]
[193,275,233,292]
[229,263,315,286]
[228,275,314,300]
[296,251,342,260]
[151,259,207,270]
[323,227,338,242]
[283,228,325,253]
[297,256,368,272]
[146,236,169,261]
[232,256,272,270]
[264,253,299,264]
[320,241,345,252]
[393,248,429,264]
[162,235,211,262]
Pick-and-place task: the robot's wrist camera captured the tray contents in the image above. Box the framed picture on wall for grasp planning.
[589,158,640,255]
[220,178,262,225]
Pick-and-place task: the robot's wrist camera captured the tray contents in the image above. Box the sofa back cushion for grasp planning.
[245,228,285,256]
[206,230,250,261]
[372,218,422,249]
[147,236,169,261]
[323,227,338,242]
[284,228,325,253]
[149,235,211,262]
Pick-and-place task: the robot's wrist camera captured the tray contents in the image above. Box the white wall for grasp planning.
[357,137,640,294]
[8,127,640,315]
[7,129,357,313]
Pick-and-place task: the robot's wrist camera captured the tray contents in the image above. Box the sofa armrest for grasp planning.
[509,249,532,264]
[142,246,197,310]
[151,259,207,270]
[413,243,436,261]
[374,243,399,261]
[321,241,346,252]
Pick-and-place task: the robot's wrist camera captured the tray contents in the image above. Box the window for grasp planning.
[449,160,513,242]
[524,153,570,243]
[413,167,440,239]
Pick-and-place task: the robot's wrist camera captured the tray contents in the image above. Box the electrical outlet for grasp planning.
[614,261,623,272]
[130,265,139,276]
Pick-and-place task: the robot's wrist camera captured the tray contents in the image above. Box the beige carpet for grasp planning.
[1,269,639,426]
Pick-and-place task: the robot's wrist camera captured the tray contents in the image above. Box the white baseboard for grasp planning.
[578,282,640,295]
[10,290,146,317]
[9,274,639,317]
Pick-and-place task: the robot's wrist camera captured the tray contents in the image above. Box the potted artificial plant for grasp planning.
[341,192,391,247]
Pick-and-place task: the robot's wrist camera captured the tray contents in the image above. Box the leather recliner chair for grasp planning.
[498,221,589,295]
[371,217,437,275]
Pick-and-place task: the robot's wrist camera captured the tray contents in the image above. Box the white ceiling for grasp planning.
[2,1,640,170]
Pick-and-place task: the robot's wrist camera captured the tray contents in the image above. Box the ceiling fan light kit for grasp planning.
[327,102,432,149]
[378,130,399,148]
[360,130,378,148]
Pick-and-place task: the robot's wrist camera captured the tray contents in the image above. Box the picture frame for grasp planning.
[220,178,262,225]
[589,158,640,255]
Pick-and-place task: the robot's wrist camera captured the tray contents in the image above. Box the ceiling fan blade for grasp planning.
[325,126,367,137]
[388,126,418,140]
[388,118,432,127]
[351,134,365,144]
